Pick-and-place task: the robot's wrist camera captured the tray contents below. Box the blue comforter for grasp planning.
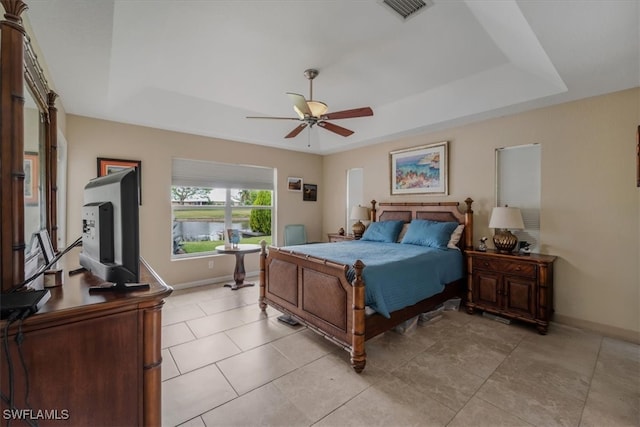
[280,241,463,318]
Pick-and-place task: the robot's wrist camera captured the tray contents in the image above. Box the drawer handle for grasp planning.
[483,262,489,267]
[515,267,522,271]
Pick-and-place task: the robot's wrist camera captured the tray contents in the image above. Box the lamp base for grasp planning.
[493,230,518,253]
[352,221,365,239]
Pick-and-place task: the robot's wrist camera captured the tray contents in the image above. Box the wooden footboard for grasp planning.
[259,241,367,372]
[259,198,474,373]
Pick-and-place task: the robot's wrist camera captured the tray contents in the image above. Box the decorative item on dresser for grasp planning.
[488,206,524,253]
[327,233,355,242]
[259,198,474,372]
[350,205,369,239]
[466,249,556,334]
[478,237,488,252]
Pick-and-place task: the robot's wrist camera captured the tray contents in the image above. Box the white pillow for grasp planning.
[396,223,410,242]
[447,224,465,250]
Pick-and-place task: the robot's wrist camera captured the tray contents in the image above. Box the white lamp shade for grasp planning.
[350,206,369,221]
[489,207,524,230]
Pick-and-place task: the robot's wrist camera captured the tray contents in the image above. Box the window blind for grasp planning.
[172,158,274,190]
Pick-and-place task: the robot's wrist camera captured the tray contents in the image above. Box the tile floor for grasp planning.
[161,279,639,427]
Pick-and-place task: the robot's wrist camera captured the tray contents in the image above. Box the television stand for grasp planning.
[89,282,150,292]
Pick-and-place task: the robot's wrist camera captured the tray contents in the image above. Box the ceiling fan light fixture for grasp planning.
[307,101,328,117]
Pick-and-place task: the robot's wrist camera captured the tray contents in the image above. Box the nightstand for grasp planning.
[466,249,556,334]
[327,233,355,242]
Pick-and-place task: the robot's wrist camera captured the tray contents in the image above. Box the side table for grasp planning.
[215,244,262,290]
[327,233,356,242]
[466,249,556,334]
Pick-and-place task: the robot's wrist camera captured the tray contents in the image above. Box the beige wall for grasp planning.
[65,116,323,286]
[323,88,640,341]
[64,89,638,341]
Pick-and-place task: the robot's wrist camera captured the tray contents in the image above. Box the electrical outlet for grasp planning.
[208,260,214,269]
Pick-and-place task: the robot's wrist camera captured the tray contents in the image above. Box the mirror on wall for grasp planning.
[346,168,364,234]
[1,0,59,291]
[495,144,541,251]
[24,84,44,251]
[57,129,67,248]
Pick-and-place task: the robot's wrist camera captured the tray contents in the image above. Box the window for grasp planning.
[171,159,275,258]
[496,144,541,250]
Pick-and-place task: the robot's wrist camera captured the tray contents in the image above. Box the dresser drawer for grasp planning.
[473,257,536,278]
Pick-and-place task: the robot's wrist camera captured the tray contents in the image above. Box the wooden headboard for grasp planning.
[370,198,474,250]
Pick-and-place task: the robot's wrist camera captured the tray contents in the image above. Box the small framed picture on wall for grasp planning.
[303,184,317,201]
[287,177,303,192]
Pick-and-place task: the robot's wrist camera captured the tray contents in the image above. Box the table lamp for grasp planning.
[488,206,524,253]
[350,206,369,239]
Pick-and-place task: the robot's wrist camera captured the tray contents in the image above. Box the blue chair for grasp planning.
[283,224,307,246]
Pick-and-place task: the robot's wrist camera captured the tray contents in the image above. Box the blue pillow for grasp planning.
[400,220,459,249]
[360,220,405,243]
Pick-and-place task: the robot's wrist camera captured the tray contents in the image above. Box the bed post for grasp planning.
[370,200,377,222]
[351,259,366,373]
[464,198,474,251]
[259,240,267,311]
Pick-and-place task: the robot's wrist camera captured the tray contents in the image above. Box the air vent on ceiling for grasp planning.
[381,0,433,20]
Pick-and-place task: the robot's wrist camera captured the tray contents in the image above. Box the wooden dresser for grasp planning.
[466,249,556,334]
[0,250,173,426]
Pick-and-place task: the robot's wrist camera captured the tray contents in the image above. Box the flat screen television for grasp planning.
[79,168,148,291]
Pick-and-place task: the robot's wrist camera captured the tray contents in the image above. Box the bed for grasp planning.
[258,198,474,373]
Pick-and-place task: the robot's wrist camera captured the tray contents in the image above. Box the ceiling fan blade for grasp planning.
[285,123,308,139]
[318,121,354,137]
[321,107,373,120]
[246,116,300,120]
[286,92,311,118]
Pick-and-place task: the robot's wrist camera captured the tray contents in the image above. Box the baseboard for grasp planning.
[171,270,260,291]
[553,314,640,344]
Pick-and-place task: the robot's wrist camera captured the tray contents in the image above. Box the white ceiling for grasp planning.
[25,0,639,155]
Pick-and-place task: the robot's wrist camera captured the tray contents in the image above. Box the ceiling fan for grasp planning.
[246,68,373,139]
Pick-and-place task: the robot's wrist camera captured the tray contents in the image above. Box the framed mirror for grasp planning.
[24,83,44,252]
[0,1,59,291]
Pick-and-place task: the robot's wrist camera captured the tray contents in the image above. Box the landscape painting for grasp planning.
[390,141,448,195]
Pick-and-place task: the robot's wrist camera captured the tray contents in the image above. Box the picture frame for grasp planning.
[390,141,448,195]
[287,176,303,192]
[36,229,56,265]
[303,184,317,201]
[24,152,39,205]
[97,157,142,204]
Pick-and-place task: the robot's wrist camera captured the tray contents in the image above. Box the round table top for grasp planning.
[215,243,262,254]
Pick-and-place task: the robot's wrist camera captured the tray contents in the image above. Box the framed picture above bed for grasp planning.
[390,141,448,195]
